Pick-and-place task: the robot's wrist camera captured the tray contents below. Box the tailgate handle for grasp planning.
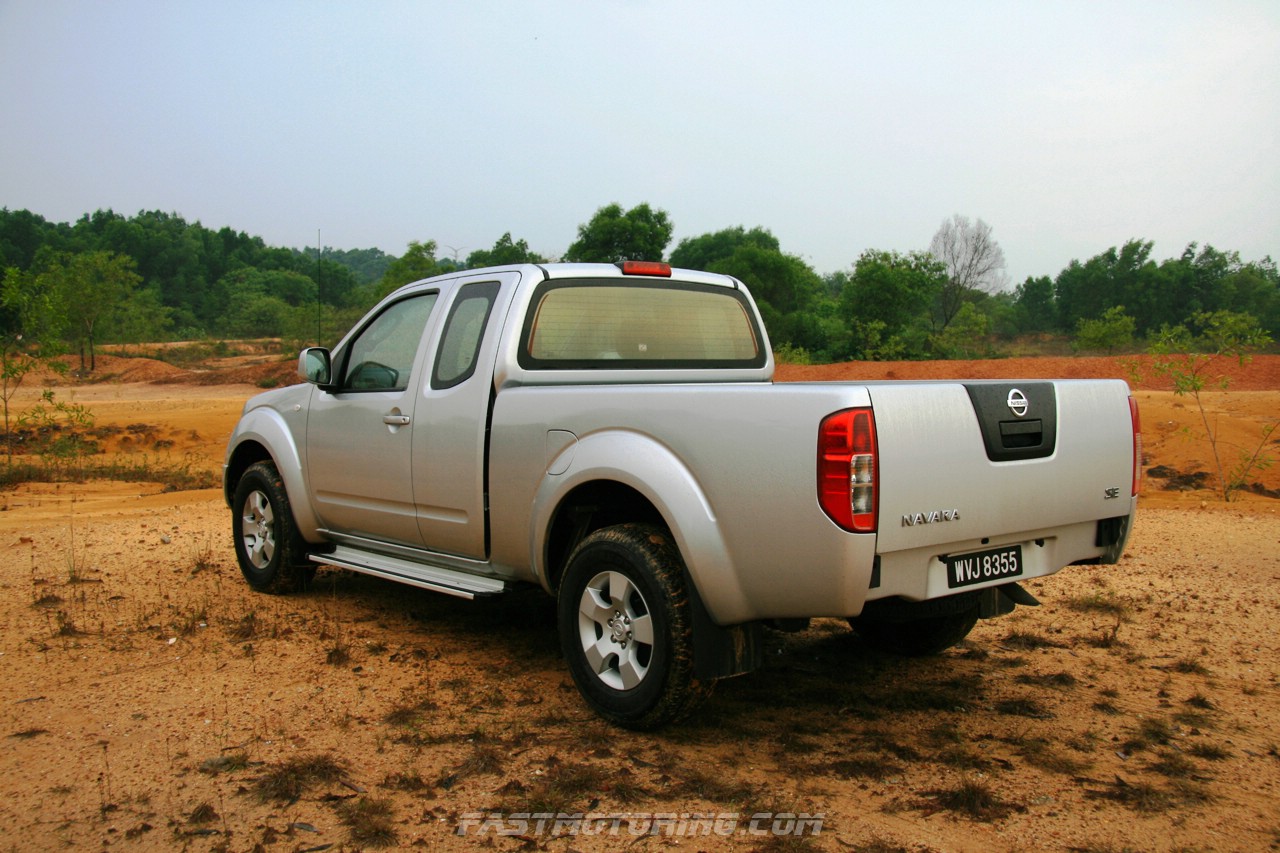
[999,418,1043,448]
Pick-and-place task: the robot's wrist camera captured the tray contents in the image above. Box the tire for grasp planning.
[558,524,711,730]
[849,606,979,657]
[232,461,314,594]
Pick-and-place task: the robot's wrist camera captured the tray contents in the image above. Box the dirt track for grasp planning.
[0,356,1277,851]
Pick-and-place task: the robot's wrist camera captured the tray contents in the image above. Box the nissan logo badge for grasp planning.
[1007,388,1029,417]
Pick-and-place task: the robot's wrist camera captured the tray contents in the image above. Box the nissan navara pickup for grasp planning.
[224,261,1141,729]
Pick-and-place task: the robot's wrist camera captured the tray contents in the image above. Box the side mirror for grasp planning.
[298,347,332,386]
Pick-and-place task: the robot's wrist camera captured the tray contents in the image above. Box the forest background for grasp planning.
[2,202,1277,370]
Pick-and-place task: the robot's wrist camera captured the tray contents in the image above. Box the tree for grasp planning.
[1,265,69,465]
[928,215,1008,331]
[0,208,60,271]
[216,269,315,338]
[668,226,779,270]
[669,226,835,356]
[465,232,546,268]
[378,240,446,298]
[1011,275,1056,333]
[39,251,142,371]
[1054,240,1156,333]
[930,302,992,358]
[841,250,947,359]
[1074,305,1136,354]
[564,203,672,263]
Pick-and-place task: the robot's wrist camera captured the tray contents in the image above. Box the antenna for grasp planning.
[316,229,322,346]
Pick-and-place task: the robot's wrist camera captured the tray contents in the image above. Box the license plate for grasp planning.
[945,545,1023,589]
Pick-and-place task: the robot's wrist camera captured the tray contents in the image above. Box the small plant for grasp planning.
[454,743,504,779]
[827,756,905,779]
[54,611,79,637]
[326,642,351,665]
[773,342,813,365]
[226,612,258,641]
[1002,630,1061,650]
[1167,657,1210,676]
[190,538,216,574]
[1018,737,1088,774]
[1087,778,1173,813]
[1123,716,1174,752]
[1065,592,1131,620]
[668,764,758,808]
[495,762,613,815]
[253,753,349,802]
[187,802,219,825]
[1085,617,1126,649]
[1145,310,1275,501]
[198,752,249,775]
[380,769,428,792]
[17,389,96,479]
[336,797,398,847]
[995,697,1051,719]
[1014,671,1078,689]
[1147,750,1197,777]
[925,777,1019,821]
[1187,741,1232,761]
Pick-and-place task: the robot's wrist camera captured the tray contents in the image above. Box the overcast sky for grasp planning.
[2,1,1277,284]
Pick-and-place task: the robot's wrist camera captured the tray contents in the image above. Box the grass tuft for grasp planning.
[1002,630,1062,650]
[1064,592,1132,619]
[253,753,349,802]
[336,797,398,847]
[925,777,1019,821]
[1123,716,1175,753]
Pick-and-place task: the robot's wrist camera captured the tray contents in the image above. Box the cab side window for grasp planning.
[340,293,438,392]
[432,281,500,390]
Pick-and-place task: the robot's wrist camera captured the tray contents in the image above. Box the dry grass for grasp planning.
[253,753,349,803]
[335,797,398,847]
[923,777,1021,821]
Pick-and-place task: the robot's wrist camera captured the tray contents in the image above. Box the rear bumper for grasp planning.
[867,504,1136,606]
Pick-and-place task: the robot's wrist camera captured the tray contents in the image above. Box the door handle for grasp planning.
[382,414,411,426]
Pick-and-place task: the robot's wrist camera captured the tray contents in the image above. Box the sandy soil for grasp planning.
[0,355,1277,851]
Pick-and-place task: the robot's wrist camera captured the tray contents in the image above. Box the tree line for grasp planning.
[2,204,1276,369]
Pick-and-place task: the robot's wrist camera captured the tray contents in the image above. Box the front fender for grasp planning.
[530,429,751,625]
[226,404,324,543]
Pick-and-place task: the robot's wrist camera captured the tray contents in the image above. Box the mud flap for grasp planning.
[978,582,1040,619]
[1096,513,1133,564]
[686,572,764,681]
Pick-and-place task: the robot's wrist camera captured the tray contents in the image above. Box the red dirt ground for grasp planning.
[0,354,1276,851]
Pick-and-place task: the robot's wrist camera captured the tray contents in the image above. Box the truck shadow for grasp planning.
[305,565,1019,734]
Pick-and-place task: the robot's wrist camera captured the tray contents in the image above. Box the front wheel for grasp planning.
[232,461,314,594]
[558,524,711,730]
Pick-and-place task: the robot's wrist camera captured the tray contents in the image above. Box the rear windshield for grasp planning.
[519,280,765,369]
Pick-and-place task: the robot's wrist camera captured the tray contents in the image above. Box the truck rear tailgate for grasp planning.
[869,379,1136,599]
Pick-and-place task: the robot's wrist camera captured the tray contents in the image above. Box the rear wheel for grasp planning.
[558,524,711,730]
[232,461,314,594]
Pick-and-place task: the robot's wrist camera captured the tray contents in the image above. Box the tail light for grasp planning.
[818,408,878,532]
[1129,395,1142,496]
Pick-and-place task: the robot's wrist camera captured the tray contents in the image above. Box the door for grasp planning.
[411,273,518,558]
[306,290,440,546]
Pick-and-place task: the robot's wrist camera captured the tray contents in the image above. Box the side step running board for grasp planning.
[310,545,507,600]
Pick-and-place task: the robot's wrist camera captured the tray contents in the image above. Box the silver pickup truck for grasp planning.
[224,261,1141,729]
